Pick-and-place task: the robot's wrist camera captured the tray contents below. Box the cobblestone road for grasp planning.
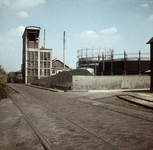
[7,83,153,150]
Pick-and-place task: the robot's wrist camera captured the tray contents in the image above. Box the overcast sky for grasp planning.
[0,0,153,72]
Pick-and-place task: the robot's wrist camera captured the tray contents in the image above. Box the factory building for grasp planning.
[22,26,52,84]
[147,37,153,92]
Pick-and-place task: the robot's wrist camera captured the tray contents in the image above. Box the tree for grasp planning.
[7,72,15,78]
[0,65,5,75]
[0,65,7,99]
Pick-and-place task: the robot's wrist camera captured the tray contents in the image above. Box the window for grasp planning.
[44,69,46,76]
[28,33,36,41]
[52,70,55,74]
[27,61,30,68]
[40,69,43,76]
[31,69,34,75]
[35,52,38,60]
[47,62,50,68]
[35,61,38,68]
[40,52,43,60]
[40,62,43,68]
[47,52,50,60]
[44,69,50,76]
[47,69,50,76]
[28,69,30,75]
[35,69,38,75]
[44,62,46,68]
[32,52,34,60]
[31,61,34,68]
[44,52,47,60]
[28,52,30,60]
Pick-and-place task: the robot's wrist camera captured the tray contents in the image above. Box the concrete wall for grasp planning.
[72,75,150,91]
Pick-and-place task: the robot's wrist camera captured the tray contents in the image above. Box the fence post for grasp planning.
[139,50,142,74]
[123,51,127,75]
[81,49,83,66]
[101,52,105,75]
[98,55,100,75]
[110,51,113,75]
[94,61,97,76]
[86,48,88,67]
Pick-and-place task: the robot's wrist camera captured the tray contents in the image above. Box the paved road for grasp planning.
[7,83,153,150]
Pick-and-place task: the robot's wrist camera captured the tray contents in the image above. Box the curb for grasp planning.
[26,84,64,92]
[116,95,153,109]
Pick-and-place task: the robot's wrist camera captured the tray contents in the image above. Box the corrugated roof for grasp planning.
[147,37,153,44]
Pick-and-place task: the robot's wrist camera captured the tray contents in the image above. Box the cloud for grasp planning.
[0,26,25,52]
[100,27,122,44]
[99,27,117,34]
[140,4,148,7]
[6,26,25,37]
[17,11,29,17]
[79,27,122,46]
[0,0,45,9]
[80,30,99,39]
[148,14,153,21]
[0,26,25,71]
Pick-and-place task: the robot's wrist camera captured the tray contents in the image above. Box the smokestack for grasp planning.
[44,29,45,48]
[63,31,65,68]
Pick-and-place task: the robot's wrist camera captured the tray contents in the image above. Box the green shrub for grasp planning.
[0,73,7,99]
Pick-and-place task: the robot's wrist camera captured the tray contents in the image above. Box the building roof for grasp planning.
[147,37,153,44]
[22,26,41,37]
[26,26,41,30]
[40,48,52,50]
[52,58,71,69]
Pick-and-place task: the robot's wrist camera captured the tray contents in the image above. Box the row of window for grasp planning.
[27,69,51,76]
[40,69,50,76]
[40,52,50,60]
[27,51,38,60]
[27,69,38,76]
[27,51,51,61]
[40,61,50,68]
[27,61,50,68]
[27,61,38,68]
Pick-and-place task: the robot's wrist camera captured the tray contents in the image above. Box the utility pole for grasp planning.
[44,29,45,48]
[63,31,65,68]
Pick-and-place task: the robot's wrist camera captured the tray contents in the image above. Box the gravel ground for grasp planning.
[33,69,93,89]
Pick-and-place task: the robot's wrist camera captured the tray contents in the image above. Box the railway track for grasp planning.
[8,86,120,150]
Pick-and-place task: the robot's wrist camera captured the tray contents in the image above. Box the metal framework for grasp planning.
[77,48,150,75]
[77,48,114,68]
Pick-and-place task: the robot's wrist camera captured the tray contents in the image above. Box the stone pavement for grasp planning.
[0,97,45,150]
[1,84,153,150]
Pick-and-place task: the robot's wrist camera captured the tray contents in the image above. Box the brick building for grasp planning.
[52,58,71,75]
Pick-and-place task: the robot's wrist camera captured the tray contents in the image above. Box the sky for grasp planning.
[0,0,153,72]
